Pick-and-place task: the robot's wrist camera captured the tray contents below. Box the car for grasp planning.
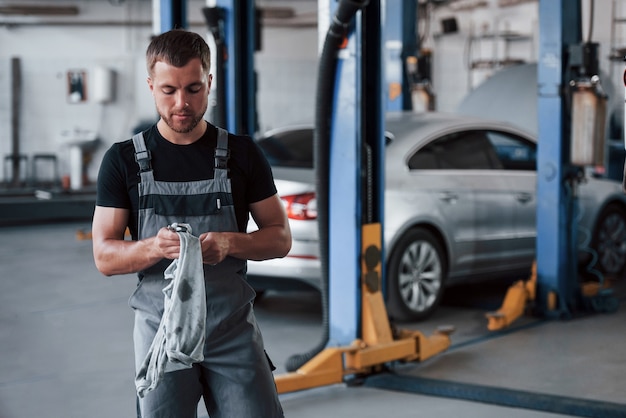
[246,111,626,321]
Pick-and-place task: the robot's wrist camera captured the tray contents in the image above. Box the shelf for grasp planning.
[470,58,526,69]
[470,31,532,41]
[608,48,626,62]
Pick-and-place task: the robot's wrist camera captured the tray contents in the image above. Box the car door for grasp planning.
[407,130,517,276]
[487,132,537,270]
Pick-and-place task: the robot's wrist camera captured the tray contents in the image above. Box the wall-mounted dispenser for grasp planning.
[92,66,115,104]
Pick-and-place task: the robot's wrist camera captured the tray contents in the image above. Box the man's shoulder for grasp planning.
[102,133,147,170]
[222,128,256,152]
[212,124,250,143]
[109,126,159,155]
[104,138,135,160]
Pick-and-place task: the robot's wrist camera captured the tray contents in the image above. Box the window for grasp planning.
[487,132,536,171]
[408,130,502,170]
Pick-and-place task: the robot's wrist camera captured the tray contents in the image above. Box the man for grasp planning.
[92,29,291,418]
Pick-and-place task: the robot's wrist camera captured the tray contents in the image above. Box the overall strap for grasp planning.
[132,132,152,173]
[214,127,230,179]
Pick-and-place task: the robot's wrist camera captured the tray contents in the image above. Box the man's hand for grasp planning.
[155,227,181,259]
[198,232,230,265]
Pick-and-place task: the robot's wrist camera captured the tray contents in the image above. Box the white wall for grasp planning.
[428,0,622,116]
[427,1,539,111]
[256,25,319,131]
[0,1,155,181]
[0,0,319,184]
[0,0,621,184]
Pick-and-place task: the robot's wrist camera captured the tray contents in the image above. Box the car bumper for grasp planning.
[246,255,321,291]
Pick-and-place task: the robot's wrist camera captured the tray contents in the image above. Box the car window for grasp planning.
[408,130,502,170]
[257,128,314,168]
[257,129,393,169]
[487,132,536,171]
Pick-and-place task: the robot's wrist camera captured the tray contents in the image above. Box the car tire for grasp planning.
[386,228,446,322]
[589,203,626,279]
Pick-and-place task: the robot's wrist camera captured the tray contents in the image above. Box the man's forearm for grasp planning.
[94,236,164,276]
[228,225,292,261]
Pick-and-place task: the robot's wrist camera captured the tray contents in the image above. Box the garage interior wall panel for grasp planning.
[0,0,620,183]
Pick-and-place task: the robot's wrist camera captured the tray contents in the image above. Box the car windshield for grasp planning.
[256,128,314,168]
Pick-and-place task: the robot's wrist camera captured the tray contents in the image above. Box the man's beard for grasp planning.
[159,104,207,134]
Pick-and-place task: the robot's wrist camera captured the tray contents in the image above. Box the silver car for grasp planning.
[247,111,626,321]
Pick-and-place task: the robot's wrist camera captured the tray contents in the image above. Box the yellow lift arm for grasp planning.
[485,260,615,331]
[485,262,538,331]
[274,223,454,394]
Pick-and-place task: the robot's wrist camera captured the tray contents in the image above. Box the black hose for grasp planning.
[285,0,369,372]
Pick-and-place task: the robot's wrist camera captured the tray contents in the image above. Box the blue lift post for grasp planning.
[325,0,384,347]
[153,0,188,33]
[324,0,387,347]
[384,0,417,112]
[202,0,257,136]
[536,0,582,318]
[488,0,618,331]
[154,0,258,137]
[326,0,420,344]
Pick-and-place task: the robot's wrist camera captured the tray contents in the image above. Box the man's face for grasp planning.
[148,58,212,135]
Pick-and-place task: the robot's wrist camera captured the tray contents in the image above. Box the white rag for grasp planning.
[135,223,207,398]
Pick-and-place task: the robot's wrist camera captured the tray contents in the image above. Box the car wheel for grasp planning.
[386,228,446,321]
[590,203,626,279]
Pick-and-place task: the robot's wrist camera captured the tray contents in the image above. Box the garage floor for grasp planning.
[1,221,625,418]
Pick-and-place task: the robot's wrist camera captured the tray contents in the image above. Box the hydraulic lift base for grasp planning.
[275,223,454,394]
[274,328,453,394]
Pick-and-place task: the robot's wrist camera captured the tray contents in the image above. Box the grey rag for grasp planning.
[135,223,207,398]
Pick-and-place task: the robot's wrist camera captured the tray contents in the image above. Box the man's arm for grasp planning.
[92,206,180,276]
[198,194,292,265]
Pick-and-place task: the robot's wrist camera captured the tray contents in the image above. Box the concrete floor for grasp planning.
[1,221,625,418]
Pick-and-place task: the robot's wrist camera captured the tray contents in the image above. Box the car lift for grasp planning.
[272,0,452,394]
[485,0,619,331]
[274,221,453,393]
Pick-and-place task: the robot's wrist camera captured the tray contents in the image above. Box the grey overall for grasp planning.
[129,128,284,418]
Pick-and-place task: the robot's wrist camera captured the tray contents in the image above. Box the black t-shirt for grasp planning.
[96,123,277,239]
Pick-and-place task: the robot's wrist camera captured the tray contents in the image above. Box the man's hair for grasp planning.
[146,29,211,76]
